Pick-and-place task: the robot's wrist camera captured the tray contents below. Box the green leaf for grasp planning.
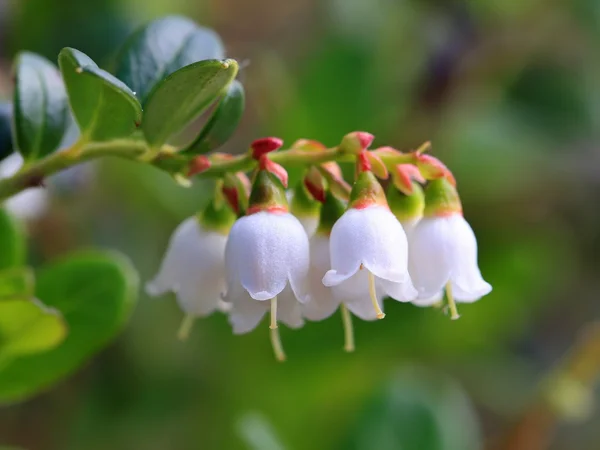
[0,267,35,300]
[58,48,142,142]
[0,251,139,403]
[0,208,26,270]
[183,79,245,154]
[0,103,13,161]
[115,15,225,105]
[0,298,66,362]
[12,52,69,160]
[142,59,238,146]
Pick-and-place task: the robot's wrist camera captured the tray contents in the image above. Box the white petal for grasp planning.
[227,286,269,334]
[147,217,228,317]
[225,212,310,301]
[412,291,443,307]
[277,287,305,329]
[298,216,319,238]
[379,277,418,302]
[446,215,492,302]
[303,235,340,321]
[345,295,384,321]
[408,217,453,298]
[329,206,409,284]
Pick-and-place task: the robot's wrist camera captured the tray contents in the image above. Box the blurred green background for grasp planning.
[1,0,600,449]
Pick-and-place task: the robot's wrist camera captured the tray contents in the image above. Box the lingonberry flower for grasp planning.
[409,178,492,318]
[322,153,417,320]
[146,199,236,339]
[223,169,310,361]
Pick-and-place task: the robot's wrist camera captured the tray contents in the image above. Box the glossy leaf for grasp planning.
[12,52,69,160]
[183,79,245,154]
[142,58,238,146]
[0,298,66,362]
[58,48,142,142]
[115,15,225,105]
[0,251,139,403]
[0,208,26,270]
[0,103,13,161]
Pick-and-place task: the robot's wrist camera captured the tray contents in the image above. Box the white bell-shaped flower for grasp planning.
[410,214,491,301]
[322,170,417,320]
[223,169,310,361]
[146,201,236,339]
[0,153,48,220]
[409,178,491,318]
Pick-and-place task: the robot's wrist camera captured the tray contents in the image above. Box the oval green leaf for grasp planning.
[183,79,245,155]
[115,15,225,105]
[58,48,142,142]
[142,59,238,146]
[0,298,66,363]
[0,208,26,270]
[0,103,13,161]
[0,251,139,403]
[12,52,69,160]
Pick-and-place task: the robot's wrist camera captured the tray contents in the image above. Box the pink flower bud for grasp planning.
[392,164,425,196]
[186,155,211,176]
[303,167,326,203]
[339,131,374,155]
[415,154,456,185]
[251,137,283,160]
[259,155,288,188]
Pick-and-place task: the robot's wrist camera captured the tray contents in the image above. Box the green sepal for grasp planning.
[423,178,462,217]
[316,192,346,236]
[197,198,236,234]
[348,171,388,209]
[387,182,425,222]
[248,170,288,213]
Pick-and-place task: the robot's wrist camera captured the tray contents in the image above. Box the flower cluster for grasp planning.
[147,133,491,360]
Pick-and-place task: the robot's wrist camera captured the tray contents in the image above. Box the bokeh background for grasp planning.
[1,0,600,449]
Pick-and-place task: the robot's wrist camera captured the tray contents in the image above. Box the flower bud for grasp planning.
[415,154,456,185]
[186,155,211,177]
[392,164,425,196]
[291,139,327,152]
[338,131,374,155]
[250,137,283,160]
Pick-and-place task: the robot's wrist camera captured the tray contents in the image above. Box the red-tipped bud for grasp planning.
[303,167,326,203]
[365,151,388,179]
[291,139,327,152]
[259,155,288,188]
[415,154,456,186]
[356,150,372,174]
[222,172,251,215]
[392,164,425,195]
[251,137,283,160]
[186,155,211,176]
[321,161,343,180]
[222,185,240,215]
[319,162,351,200]
[339,131,374,155]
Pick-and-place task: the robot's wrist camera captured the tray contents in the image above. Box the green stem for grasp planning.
[0,139,149,201]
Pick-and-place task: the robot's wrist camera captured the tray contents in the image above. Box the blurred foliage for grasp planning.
[0,0,600,449]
